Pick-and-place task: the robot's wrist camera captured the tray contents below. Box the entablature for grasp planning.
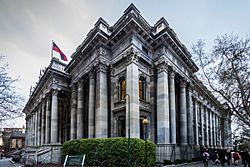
[154,51,192,84]
[66,30,109,73]
[71,46,111,83]
[23,58,71,116]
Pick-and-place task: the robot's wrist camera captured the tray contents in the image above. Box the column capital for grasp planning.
[89,70,95,79]
[149,66,155,76]
[180,78,187,88]
[70,83,78,92]
[168,67,176,78]
[77,79,84,87]
[157,62,168,73]
[51,89,58,96]
[125,47,140,64]
[95,61,108,73]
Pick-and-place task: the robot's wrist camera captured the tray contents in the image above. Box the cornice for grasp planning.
[66,30,109,73]
[191,75,224,111]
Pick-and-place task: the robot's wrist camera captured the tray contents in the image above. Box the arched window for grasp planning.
[120,78,126,100]
[139,77,146,100]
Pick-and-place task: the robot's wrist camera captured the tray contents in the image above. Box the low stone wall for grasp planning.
[156,144,199,163]
[24,144,61,166]
[25,165,62,167]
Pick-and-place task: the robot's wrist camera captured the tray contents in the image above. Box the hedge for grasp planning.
[62,137,156,167]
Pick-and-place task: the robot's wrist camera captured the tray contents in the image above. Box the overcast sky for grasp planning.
[1,0,250,127]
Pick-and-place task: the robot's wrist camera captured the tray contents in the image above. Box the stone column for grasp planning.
[156,62,170,144]
[45,95,51,144]
[126,48,140,138]
[88,71,95,138]
[212,112,215,147]
[37,106,41,146]
[29,117,32,146]
[31,113,35,146]
[29,118,32,146]
[194,100,199,145]
[95,62,108,138]
[34,111,37,146]
[201,104,204,146]
[187,86,194,145]
[27,118,30,146]
[51,89,59,143]
[28,117,32,146]
[210,111,213,147]
[25,119,28,146]
[26,118,28,146]
[218,116,221,147]
[77,80,84,139]
[219,117,222,147]
[70,84,77,140]
[169,69,176,144]
[41,100,45,145]
[194,99,199,145]
[180,78,187,145]
[214,114,217,147]
[149,68,156,142]
[205,107,209,146]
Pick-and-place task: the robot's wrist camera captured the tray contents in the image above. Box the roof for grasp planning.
[66,3,199,73]
[10,130,25,139]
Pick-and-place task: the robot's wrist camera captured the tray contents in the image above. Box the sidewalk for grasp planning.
[9,158,24,167]
[164,161,245,167]
[164,161,202,167]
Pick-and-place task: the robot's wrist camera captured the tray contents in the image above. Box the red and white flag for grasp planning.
[52,42,68,61]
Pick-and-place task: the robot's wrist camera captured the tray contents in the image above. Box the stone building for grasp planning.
[1,128,25,154]
[23,4,232,164]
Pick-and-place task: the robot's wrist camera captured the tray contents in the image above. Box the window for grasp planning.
[118,117,126,137]
[139,77,146,100]
[120,78,126,100]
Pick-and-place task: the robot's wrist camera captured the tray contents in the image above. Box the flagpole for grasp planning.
[51,40,54,60]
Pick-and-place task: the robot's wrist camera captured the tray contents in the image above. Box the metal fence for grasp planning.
[156,144,201,163]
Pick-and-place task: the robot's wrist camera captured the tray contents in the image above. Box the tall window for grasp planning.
[120,78,126,100]
[139,77,146,100]
[118,116,126,137]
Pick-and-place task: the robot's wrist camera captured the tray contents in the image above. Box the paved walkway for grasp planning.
[0,158,23,167]
[164,161,244,167]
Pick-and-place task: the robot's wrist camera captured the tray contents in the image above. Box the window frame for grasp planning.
[119,77,126,101]
[139,77,146,101]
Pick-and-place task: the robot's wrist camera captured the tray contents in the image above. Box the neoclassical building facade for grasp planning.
[23,4,232,164]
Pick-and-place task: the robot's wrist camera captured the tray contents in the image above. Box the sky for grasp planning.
[0,0,250,127]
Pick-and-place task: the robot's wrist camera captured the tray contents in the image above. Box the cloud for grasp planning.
[1,0,250,128]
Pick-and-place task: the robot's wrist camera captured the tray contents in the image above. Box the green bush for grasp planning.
[62,137,156,167]
[163,159,173,165]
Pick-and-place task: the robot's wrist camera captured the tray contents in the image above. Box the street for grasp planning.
[176,161,245,167]
[0,158,22,167]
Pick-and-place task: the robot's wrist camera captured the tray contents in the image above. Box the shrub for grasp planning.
[62,137,156,167]
[163,159,173,165]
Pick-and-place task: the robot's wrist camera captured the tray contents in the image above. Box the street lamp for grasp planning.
[142,118,149,167]
[122,94,131,167]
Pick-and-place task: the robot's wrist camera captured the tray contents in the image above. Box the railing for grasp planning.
[37,146,52,164]
[156,144,201,163]
[156,144,176,162]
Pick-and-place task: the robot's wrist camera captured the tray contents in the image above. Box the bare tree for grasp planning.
[0,56,23,125]
[192,34,250,134]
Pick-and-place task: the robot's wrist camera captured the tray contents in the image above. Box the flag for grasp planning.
[52,42,68,61]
